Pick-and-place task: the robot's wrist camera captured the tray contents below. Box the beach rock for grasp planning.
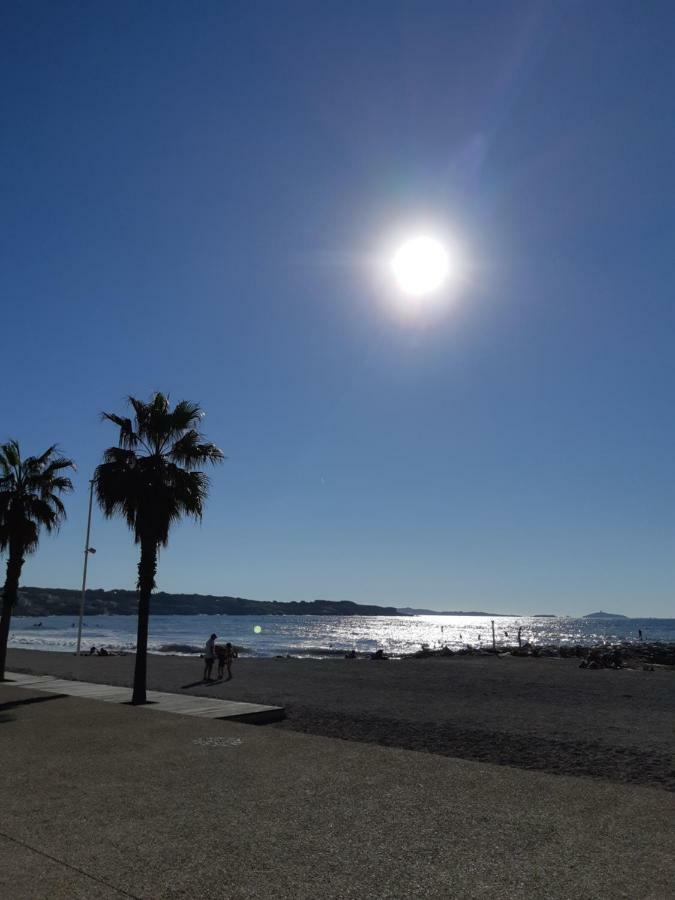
[399,639,675,670]
[411,645,455,659]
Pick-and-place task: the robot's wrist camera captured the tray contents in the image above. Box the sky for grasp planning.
[2,1,675,617]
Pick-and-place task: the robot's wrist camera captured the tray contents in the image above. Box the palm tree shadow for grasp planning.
[0,693,67,720]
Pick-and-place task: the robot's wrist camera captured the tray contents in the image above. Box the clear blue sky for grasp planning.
[2,1,675,616]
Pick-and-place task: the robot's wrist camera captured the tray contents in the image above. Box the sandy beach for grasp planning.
[7,648,674,791]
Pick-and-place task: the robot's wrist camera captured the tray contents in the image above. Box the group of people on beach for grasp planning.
[203,633,237,682]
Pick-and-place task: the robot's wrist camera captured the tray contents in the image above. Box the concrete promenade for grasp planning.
[5,671,284,724]
[1,681,673,899]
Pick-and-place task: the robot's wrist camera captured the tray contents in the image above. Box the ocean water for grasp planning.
[8,613,675,658]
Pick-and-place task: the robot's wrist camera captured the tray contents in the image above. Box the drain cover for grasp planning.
[193,736,242,748]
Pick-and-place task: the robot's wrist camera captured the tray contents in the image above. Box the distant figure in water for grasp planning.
[345,649,357,659]
[638,629,643,641]
[217,642,237,681]
[370,649,388,660]
[203,633,217,681]
[88,646,96,656]
[97,647,108,656]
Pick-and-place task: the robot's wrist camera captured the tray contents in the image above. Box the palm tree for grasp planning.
[95,393,224,704]
[0,441,75,680]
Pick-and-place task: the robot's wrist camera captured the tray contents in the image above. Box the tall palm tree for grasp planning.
[0,441,75,680]
[95,393,224,704]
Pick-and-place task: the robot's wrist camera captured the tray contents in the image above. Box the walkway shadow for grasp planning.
[180,679,223,689]
[0,693,67,718]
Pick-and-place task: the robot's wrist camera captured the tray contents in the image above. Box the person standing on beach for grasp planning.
[217,642,237,681]
[203,633,217,681]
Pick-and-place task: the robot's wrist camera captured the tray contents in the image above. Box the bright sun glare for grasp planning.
[391,236,450,297]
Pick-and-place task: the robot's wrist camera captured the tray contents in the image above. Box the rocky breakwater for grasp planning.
[574,642,675,671]
[406,641,675,671]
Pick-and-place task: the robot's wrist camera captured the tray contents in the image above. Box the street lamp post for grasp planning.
[76,478,96,656]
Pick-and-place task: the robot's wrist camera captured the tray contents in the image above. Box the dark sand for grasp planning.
[6,648,674,790]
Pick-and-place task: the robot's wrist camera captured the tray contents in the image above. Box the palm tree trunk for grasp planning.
[0,547,25,681]
[132,536,157,704]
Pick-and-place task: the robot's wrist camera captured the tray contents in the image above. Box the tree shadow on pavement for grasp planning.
[0,693,67,722]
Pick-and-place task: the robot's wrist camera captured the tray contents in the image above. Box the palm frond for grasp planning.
[28,444,59,470]
[169,400,203,432]
[0,440,21,472]
[22,496,60,532]
[128,397,152,435]
[102,412,140,450]
[102,446,138,467]
[40,456,78,476]
[169,431,225,470]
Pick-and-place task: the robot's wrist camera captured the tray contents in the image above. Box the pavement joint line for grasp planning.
[3,672,285,723]
[0,830,142,900]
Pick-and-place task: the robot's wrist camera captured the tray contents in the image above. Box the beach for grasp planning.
[6,648,674,791]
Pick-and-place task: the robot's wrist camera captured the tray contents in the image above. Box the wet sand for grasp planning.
[6,648,674,790]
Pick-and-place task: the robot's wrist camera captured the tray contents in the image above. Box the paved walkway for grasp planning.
[1,682,673,899]
[4,671,284,724]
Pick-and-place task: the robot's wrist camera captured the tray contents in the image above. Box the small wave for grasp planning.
[157,643,202,655]
[154,643,251,656]
[271,645,359,658]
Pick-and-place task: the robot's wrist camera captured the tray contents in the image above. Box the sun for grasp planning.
[391,236,450,297]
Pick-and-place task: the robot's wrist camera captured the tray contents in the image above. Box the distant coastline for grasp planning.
[16,586,645,620]
[17,586,400,618]
[16,586,512,619]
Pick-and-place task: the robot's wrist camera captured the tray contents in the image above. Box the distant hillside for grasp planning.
[583,610,629,619]
[397,606,518,617]
[16,586,398,618]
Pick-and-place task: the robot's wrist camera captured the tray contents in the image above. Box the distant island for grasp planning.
[583,611,629,619]
[16,586,398,618]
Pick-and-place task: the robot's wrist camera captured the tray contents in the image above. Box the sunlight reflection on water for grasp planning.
[9,613,675,657]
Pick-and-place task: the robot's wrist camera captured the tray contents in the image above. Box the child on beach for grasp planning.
[216,642,237,680]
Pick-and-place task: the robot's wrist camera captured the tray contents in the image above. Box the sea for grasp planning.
[8,613,675,658]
